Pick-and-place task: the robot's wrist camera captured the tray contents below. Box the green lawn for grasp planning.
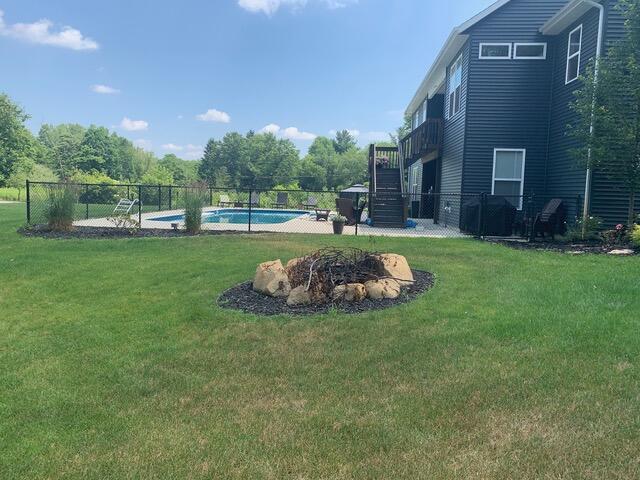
[1,203,639,479]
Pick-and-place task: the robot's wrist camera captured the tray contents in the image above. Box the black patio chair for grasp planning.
[272,192,289,209]
[302,196,318,210]
[335,198,357,226]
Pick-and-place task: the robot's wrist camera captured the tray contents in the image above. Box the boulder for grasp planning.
[376,254,414,286]
[287,285,312,306]
[253,260,291,297]
[608,249,634,256]
[332,283,367,302]
[364,279,401,300]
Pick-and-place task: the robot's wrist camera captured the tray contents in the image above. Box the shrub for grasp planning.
[632,225,640,248]
[560,216,603,243]
[45,183,78,231]
[107,214,140,234]
[601,223,629,247]
[184,186,205,234]
[71,170,119,204]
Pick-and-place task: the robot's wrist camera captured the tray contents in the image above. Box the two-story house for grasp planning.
[372,0,635,230]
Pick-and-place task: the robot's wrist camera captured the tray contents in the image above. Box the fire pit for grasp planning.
[218,248,434,316]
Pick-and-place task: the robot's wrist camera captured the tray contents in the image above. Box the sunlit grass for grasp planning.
[1,203,639,479]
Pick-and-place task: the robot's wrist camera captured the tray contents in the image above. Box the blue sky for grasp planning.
[1,0,494,159]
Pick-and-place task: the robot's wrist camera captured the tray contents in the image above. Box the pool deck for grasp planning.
[73,207,467,238]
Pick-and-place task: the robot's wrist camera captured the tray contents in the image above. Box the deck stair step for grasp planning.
[372,167,405,228]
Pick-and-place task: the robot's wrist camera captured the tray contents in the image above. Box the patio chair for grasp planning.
[335,198,357,226]
[533,199,567,239]
[113,198,139,215]
[218,194,233,207]
[240,192,260,208]
[272,192,289,209]
[303,196,318,209]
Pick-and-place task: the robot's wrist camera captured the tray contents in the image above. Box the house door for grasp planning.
[408,162,423,218]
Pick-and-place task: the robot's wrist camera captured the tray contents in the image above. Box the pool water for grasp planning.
[149,209,309,225]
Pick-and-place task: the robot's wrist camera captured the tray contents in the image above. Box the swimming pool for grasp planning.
[149,209,309,225]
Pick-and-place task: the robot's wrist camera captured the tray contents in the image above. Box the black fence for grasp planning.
[25,181,583,239]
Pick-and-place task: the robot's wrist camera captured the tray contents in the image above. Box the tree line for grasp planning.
[0,92,370,194]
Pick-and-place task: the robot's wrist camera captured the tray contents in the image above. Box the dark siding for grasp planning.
[463,0,567,201]
[546,7,600,219]
[439,41,470,224]
[591,0,640,224]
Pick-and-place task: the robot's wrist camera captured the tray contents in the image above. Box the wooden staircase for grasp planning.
[371,168,406,228]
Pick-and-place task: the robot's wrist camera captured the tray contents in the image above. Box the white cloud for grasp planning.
[120,117,149,131]
[161,143,183,151]
[161,143,203,160]
[133,139,152,150]
[238,0,356,15]
[0,9,99,51]
[260,123,316,141]
[91,84,120,95]
[196,108,231,123]
[282,126,317,141]
[260,123,282,134]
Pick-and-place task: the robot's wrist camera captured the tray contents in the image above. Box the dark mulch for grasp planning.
[18,225,271,239]
[218,269,434,316]
[487,238,637,255]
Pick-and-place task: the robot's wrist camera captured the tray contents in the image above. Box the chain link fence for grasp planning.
[25,181,583,239]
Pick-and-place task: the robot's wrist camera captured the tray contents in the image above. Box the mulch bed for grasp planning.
[487,238,637,255]
[218,269,434,316]
[18,225,272,239]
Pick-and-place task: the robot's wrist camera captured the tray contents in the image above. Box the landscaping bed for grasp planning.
[488,238,638,255]
[18,224,271,239]
[218,269,434,316]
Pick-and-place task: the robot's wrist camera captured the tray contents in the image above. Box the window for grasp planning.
[492,149,526,209]
[566,25,582,84]
[448,55,463,118]
[479,43,512,59]
[514,43,547,59]
[421,99,427,124]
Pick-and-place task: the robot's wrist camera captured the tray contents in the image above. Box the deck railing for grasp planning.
[400,118,443,164]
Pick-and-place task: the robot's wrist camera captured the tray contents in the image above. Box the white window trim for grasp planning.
[479,43,512,60]
[513,42,547,60]
[448,54,463,119]
[565,24,582,84]
[492,148,526,210]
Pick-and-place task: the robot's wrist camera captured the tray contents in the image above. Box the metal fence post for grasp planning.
[528,193,536,242]
[85,185,89,219]
[476,193,485,238]
[169,186,172,210]
[248,188,252,233]
[355,192,359,236]
[209,187,213,207]
[158,185,162,211]
[26,180,31,224]
[138,185,142,224]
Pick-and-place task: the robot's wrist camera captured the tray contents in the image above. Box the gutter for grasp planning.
[581,0,605,222]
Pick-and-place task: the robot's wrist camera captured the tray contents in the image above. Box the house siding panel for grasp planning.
[463,0,567,202]
[439,41,470,225]
[546,8,600,220]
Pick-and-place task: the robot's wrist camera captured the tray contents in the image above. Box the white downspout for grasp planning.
[582,0,605,222]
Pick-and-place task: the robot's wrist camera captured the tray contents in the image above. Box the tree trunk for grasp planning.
[629,189,637,226]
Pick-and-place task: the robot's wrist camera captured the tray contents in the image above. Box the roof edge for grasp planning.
[540,0,601,35]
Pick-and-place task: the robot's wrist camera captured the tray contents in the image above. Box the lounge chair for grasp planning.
[272,192,289,209]
[218,194,234,207]
[113,198,139,215]
[303,196,318,209]
[335,198,357,226]
[240,192,260,208]
[534,199,567,239]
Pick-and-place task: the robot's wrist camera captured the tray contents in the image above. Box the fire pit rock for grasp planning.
[364,279,401,300]
[253,260,291,298]
[332,283,367,302]
[377,254,414,286]
[287,285,313,306]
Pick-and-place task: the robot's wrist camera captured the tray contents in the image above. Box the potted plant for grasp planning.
[330,214,347,234]
[375,156,390,169]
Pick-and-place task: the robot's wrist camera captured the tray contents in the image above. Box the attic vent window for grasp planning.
[479,43,511,59]
[514,43,547,59]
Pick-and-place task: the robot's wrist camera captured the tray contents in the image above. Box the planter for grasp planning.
[333,221,345,234]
